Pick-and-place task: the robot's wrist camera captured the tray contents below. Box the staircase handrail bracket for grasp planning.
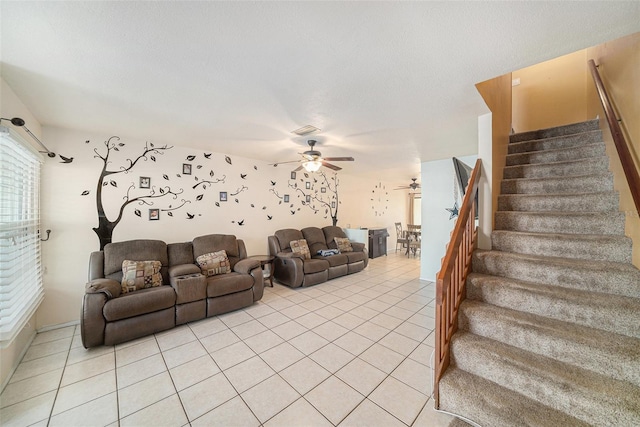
[434,159,481,408]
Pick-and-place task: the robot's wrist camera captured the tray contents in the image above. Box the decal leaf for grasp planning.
[225,156,232,165]
[196,194,204,201]
[81,190,90,196]
[110,181,117,187]
[163,174,169,180]
[186,155,196,161]
[134,209,141,217]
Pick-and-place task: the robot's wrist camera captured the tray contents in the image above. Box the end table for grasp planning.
[249,255,275,287]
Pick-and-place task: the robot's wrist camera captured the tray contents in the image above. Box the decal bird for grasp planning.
[238,219,245,226]
[270,181,276,186]
[253,165,258,170]
[241,174,247,179]
[204,153,212,159]
[59,155,74,164]
[186,213,195,219]
[267,215,273,220]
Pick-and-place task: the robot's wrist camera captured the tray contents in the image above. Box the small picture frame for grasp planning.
[290,171,296,180]
[183,163,192,175]
[321,187,326,193]
[331,201,336,208]
[139,176,151,189]
[305,182,311,189]
[149,208,160,221]
[219,191,228,202]
[306,195,311,203]
[284,194,290,203]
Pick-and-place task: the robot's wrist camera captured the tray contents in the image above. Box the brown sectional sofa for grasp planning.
[81,234,263,348]
[267,226,368,288]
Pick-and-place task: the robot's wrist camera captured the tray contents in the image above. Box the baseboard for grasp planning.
[0,330,36,394]
[37,319,80,334]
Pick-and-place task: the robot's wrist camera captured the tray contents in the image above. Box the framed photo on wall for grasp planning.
[183,163,192,175]
[321,187,326,193]
[220,191,228,202]
[305,182,311,189]
[139,176,151,189]
[306,195,311,203]
[149,208,160,221]
[291,171,296,180]
[284,194,290,203]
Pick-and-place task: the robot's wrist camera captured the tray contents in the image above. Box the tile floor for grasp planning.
[0,252,457,427]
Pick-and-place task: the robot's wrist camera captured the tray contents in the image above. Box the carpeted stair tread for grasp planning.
[498,191,619,212]
[438,367,589,427]
[503,156,610,179]
[491,229,632,262]
[494,211,625,235]
[472,249,640,298]
[509,119,600,143]
[458,298,640,383]
[501,172,614,194]
[507,129,603,154]
[451,332,640,426]
[506,142,606,166]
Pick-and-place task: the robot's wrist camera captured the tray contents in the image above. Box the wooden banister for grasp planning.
[588,59,640,215]
[434,159,481,407]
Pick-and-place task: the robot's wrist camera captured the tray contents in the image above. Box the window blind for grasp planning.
[0,125,44,346]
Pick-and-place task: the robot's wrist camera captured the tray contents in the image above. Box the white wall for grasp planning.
[420,154,478,281]
[37,126,407,329]
[477,113,493,250]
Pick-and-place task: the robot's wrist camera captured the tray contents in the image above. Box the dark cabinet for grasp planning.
[368,228,388,259]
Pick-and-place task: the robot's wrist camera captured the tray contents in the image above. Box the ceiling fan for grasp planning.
[272,140,355,172]
[395,178,420,191]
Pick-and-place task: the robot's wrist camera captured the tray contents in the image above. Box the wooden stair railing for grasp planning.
[588,59,640,216]
[434,159,481,408]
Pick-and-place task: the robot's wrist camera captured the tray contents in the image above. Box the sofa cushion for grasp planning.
[121,260,163,294]
[104,240,168,276]
[334,237,353,253]
[206,272,254,298]
[196,250,231,276]
[322,226,348,250]
[303,259,329,274]
[275,229,304,251]
[313,253,349,267]
[290,239,311,260]
[301,227,329,254]
[167,242,194,266]
[344,250,367,264]
[103,286,175,321]
[193,234,240,267]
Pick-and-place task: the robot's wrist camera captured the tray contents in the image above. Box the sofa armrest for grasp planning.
[85,278,121,299]
[81,292,108,348]
[234,258,260,274]
[169,264,201,278]
[277,251,305,260]
[351,242,365,252]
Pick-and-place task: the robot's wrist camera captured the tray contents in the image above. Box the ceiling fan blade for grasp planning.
[293,165,304,172]
[322,162,342,171]
[269,160,302,166]
[322,157,354,162]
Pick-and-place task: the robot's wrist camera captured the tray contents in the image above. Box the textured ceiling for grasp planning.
[1,1,638,185]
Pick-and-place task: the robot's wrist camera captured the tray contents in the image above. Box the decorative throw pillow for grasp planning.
[196,250,231,277]
[334,237,353,252]
[121,260,163,294]
[290,239,311,260]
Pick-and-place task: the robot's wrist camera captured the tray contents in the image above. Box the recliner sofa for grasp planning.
[81,234,263,348]
[267,226,368,288]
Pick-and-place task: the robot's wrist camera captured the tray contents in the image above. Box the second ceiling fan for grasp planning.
[395,178,421,191]
[272,140,354,172]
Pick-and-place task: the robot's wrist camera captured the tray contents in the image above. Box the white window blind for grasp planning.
[0,125,44,346]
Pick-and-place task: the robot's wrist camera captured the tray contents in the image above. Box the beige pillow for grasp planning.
[290,239,311,260]
[196,250,231,276]
[334,237,353,253]
[121,260,163,294]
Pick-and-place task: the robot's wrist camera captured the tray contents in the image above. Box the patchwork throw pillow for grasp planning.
[334,237,353,252]
[196,250,231,277]
[121,260,163,294]
[290,239,311,260]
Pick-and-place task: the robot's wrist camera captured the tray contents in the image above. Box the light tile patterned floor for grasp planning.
[0,253,457,426]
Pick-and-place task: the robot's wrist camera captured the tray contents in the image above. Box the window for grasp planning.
[0,126,44,346]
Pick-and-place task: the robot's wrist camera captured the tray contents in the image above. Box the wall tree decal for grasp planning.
[288,171,341,226]
[91,136,186,249]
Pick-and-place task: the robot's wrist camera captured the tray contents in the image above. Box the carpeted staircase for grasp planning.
[438,119,640,426]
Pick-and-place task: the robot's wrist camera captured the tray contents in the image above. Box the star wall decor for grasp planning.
[446,201,459,220]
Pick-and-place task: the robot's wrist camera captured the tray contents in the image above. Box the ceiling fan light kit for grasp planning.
[274,139,354,173]
[302,160,322,172]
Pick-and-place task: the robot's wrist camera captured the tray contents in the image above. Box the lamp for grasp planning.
[0,117,56,157]
[302,160,322,172]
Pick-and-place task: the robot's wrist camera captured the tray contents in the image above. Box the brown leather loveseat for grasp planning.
[267,226,368,288]
[81,234,263,348]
